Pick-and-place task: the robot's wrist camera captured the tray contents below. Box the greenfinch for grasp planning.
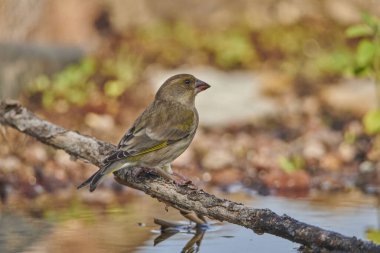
[78,74,210,192]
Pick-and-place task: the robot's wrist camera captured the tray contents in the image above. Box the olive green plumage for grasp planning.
[78,74,210,192]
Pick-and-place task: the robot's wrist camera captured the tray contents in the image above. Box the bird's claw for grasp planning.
[132,167,158,180]
[172,172,193,186]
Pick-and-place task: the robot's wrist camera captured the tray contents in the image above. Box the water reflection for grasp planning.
[152,219,209,253]
[0,214,50,253]
[0,191,378,253]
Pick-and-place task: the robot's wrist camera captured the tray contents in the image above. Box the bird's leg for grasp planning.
[172,171,192,185]
[137,164,192,186]
[152,167,176,182]
[162,164,173,175]
[164,165,192,186]
[132,167,164,180]
[149,166,191,186]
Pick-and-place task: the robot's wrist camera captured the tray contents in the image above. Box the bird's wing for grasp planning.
[102,101,196,165]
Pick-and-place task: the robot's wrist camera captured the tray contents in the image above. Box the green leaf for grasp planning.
[356,40,375,67]
[362,13,380,29]
[345,24,373,38]
[278,156,304,173]
[352,65,372,76]
[104,80,126,97]
[367,229,380,244]
[363,109,380,135]
[42,92,55,108]
[33,75,50,91]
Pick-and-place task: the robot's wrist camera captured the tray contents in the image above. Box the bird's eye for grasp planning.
[184,79,191,85]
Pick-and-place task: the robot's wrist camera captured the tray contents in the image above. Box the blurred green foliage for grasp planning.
[367,228,380,244]
[278,155,305,173]
[134,21,353,76]
[29,58,97,108]
[28,49,142,109]
[136,22,257,69]
[346,13,380,76]
[346,13,380,134]
[204,29,258,68]
[26,20,365,111]
[44,200,96,223]
[363,110,380,135]
[102,48,142,98]
[313,49,352,76]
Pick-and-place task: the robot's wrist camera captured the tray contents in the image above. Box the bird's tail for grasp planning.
[77,172,96,190]
[89,170,106,192]
[77,161,126,192]
[77,169,106,192]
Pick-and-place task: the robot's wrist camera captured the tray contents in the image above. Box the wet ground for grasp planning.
[1,190,377,253]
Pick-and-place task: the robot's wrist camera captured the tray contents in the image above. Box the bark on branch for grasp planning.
[1,100,379,253]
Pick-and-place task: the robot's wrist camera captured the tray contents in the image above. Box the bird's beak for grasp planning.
[195,79,211,94]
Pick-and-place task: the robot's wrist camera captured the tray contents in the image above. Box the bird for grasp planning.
[77,74,210,192]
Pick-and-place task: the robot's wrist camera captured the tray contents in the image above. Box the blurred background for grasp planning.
[1,0,380,252]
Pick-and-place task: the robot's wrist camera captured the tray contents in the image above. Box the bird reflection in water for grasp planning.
[153,210,209,253]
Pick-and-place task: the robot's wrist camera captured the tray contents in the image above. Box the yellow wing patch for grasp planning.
[132,141,169,156]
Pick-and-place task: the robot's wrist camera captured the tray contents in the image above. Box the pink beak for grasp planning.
[195,79,211,94]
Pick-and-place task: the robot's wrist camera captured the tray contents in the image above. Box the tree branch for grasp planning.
[1,100,379,253]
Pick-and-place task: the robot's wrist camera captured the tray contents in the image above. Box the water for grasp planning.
[0,191,378,253]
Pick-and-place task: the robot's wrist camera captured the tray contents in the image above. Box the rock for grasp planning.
[210,168,242,186]
[273,1,303,25]
[201,148,235,170]
[320,153,342,171]
[0,156,22,172]
[346,120,364,136]
[314,175,345,191]
[338,143,356,162]
[54,150,79,168]
[324,0,361,25]
[303,139,326,159]
[320,79,377,115]
[84,113,115,132]
[260,168,310,191]
[258,70,294,97]
[201,172,212,182]
[23,144,48,164]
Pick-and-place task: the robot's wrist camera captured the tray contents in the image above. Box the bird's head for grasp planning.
[155,74,210,106]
